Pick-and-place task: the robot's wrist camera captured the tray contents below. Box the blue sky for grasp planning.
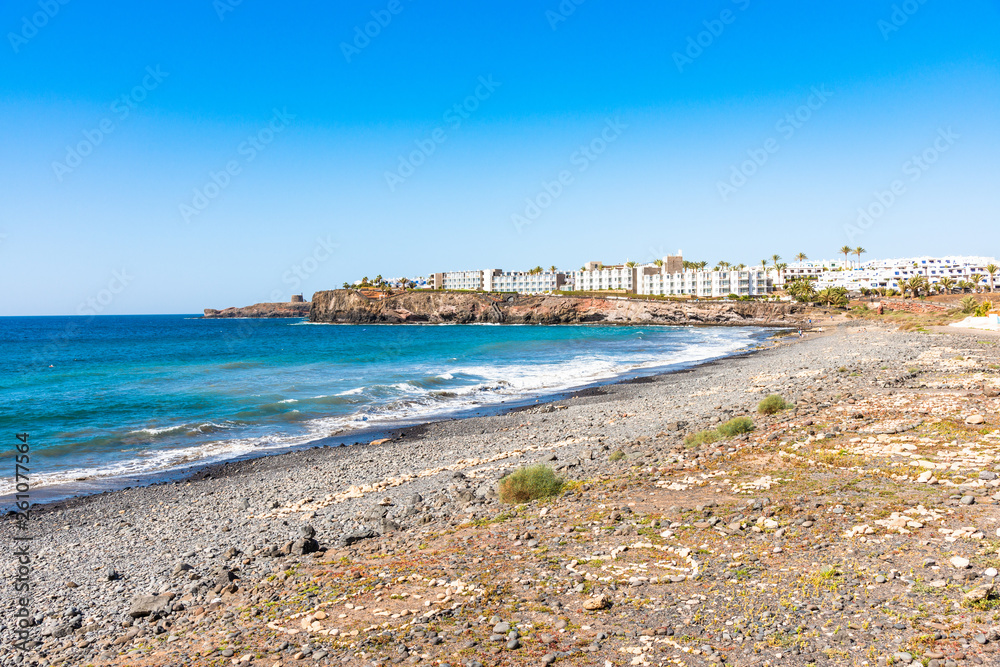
[1,0,998,315]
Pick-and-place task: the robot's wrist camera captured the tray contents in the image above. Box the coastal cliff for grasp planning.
[203,302,311,318]
[309,290,807,325]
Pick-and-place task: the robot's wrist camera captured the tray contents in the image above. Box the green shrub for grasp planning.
[684,417,755,447]
[498,465,564,504]
[960,296,978,314]
[758,394,791,415]
[684,429,720,447]
[609,449,626,462]
[717,417,755,437]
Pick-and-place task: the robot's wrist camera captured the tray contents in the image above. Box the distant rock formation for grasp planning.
[203,301,311,319]
[309,290,807,326]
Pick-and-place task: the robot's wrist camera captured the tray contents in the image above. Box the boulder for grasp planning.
[340,529,377,547]
[128,594,174,619]
[582,594,611,610]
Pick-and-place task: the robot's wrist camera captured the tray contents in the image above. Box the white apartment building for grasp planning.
[429,270,489,291]
[570,264,636,292]
[638,266,769,297]
[424,269,568,293]
[484,270,566,293]
[815,256,996,292]
[777,260,852,286]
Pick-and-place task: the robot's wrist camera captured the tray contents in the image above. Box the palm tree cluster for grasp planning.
[785,277,817,303]
[837,246,866,268]
[816,286,849,307]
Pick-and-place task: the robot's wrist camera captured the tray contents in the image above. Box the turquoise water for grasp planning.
[0,316,768,494]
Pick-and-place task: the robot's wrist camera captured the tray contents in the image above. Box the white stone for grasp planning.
[950,556,971,569]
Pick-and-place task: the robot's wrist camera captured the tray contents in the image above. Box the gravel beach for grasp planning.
[4,322,1000,667]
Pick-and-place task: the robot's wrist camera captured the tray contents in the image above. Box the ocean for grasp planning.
[0,315,770,498]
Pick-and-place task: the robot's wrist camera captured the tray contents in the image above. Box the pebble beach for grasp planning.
[4,322,1000,667]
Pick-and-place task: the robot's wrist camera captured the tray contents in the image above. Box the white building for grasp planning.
[777,260,852,286]
[570,263,636,292]
[484,270,566,293]
[813,256,996,292]
[428,270,492,291]
[423,269,568,293]
[638,265,769,298]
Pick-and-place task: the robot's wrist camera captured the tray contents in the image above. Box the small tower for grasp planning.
[290,294,305,303]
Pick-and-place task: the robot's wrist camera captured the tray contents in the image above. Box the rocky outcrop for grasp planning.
[203,302,311,318]
[878,298,951,314]
[309,290,807,326]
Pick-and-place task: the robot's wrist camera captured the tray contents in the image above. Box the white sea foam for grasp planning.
[0,328,762,496]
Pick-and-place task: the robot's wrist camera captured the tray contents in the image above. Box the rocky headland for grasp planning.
[309,290,810,326]
[204,302,311,319]
[6,325,1000,667]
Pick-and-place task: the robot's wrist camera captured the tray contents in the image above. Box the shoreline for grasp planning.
[10,322,993,667]
[9,326,783,511]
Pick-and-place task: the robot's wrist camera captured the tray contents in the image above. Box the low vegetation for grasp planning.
[685,416,755,447]
[498,465,564,504]
[758,394,792,415]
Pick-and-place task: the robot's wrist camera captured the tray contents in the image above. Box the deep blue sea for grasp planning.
[0,316,769,497]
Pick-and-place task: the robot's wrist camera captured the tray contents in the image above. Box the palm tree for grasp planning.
[839,245,852,268]
[697,261,708,270]
[653,259,664,267]
[549,265,557,272]
[906,276,926,298]
[986,264,998,292]
[774,262,787,286]
[853,247,866,267]
[817,286,849,308]
[529,266,544,275]
[787,278,817,303]
[938,277,955,294]
[771,254,781,270]
[760,259,768,272]
[795,252,807,263]
[969,273,984,293]
[734,263,746,271]
[625,261,637,268]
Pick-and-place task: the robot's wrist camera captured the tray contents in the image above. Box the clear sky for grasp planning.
[2,0,998,315]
